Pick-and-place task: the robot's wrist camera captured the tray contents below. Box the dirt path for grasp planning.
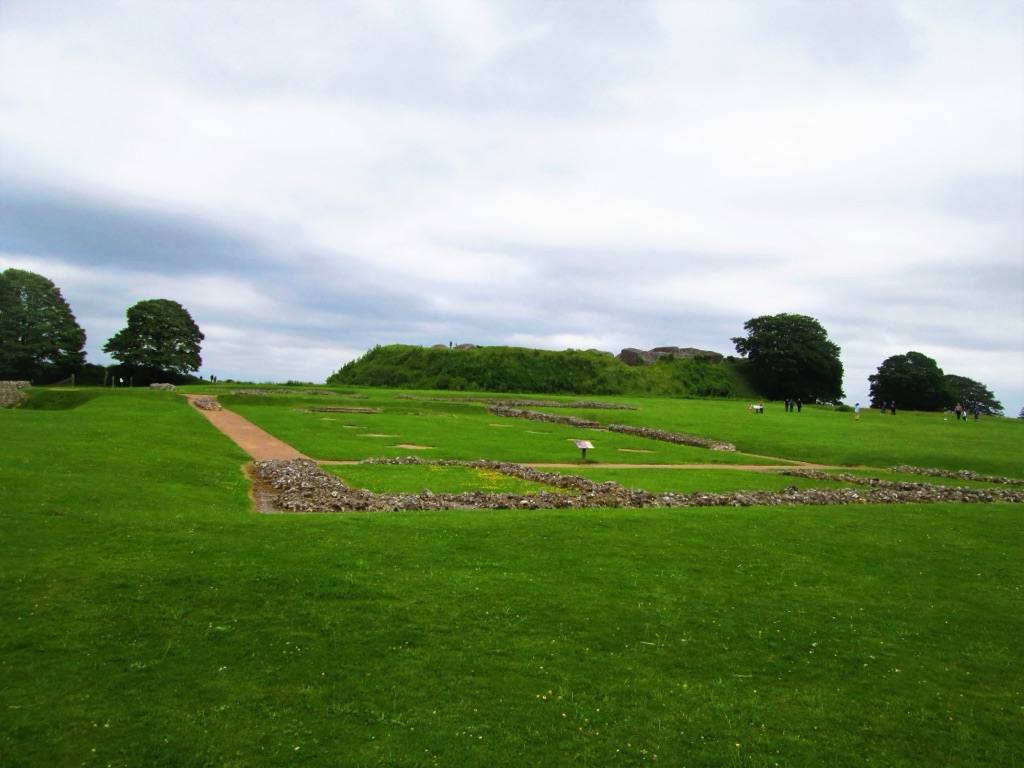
[186,394,309,461]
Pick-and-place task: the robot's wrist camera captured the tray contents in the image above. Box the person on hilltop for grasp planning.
[854,403,861,421]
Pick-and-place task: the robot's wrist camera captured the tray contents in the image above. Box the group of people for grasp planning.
[953,402,980,421]
[784,398,802,412]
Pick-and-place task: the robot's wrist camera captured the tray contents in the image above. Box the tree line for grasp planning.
[0,268,203,386]
[0,268,1006,415]
[731,313,1003,415]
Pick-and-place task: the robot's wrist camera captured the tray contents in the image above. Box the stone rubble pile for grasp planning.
[485,405,736,451]
[606,424,736,452]
[0,381,30,408]
[231,388,366,397]
[888,466,1024,486]
[396,394,637,410]
[192,397,223,411]
[149,383,176,391]
[247,457,1024,514]
[780,468,1024,487]
[486,405,602,429]
[617,346,725,366]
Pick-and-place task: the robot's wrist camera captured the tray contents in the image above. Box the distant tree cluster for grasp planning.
[0,268,203,386]
[729,312,1004,415]
[103,299,204,381]
[868,351,1004,415]
[4,268,1009,415]
[0,269,86,382]
[731,313,844,403]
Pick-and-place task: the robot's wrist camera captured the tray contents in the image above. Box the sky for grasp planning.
[1,0,1022,413]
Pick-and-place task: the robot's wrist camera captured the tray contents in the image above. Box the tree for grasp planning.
[867,351,951,411]
[0,268,86,382]
[731,313,844,403]
[943,374,1004,416]
[103,299,203,380]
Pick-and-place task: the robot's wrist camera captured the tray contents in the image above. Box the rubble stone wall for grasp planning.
[248,457,1024,514]
[0,381,30,408]
[617,347,725,366]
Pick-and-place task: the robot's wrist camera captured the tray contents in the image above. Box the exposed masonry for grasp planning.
[230,389,368,397]
[0,381,30,408]
[248,457,1024,514]
[192,397,223,411]
[485,405,737,452]
[395,394,638,410]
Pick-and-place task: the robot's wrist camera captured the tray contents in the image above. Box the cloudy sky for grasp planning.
[1,0,1021,411]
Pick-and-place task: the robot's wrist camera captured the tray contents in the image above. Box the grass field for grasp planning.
[1,386,1022,767]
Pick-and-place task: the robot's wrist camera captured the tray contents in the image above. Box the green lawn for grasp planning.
[216,388,1023,476]
[1,386,1022,767]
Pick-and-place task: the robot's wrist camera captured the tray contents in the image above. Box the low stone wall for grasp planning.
[0,381,30,408]
[485,405,737,451]
[396,394,637,410]
[248,457,1024,514]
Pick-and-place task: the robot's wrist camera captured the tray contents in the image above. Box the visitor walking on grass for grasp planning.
[855,403,861,421]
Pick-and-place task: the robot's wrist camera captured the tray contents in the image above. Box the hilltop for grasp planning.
[327,343,757,398]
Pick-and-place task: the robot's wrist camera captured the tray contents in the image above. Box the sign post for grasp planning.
[573,440,594,462]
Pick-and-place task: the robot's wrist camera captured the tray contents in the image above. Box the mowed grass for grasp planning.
[322,463,561,495]
[215,387,1022,476]
[217,391,788,467]
[1,387,1022,767]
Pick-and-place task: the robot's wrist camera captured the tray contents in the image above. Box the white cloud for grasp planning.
[1,0,1020,412]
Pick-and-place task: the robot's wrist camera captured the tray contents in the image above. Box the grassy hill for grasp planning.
[328,344,758,399]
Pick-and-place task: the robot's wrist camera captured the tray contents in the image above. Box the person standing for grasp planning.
[854,403,861,421]
[890,401,896,416]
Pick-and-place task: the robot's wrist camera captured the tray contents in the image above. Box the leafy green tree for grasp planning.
[0,268,86,382]
[103,299,203,380]
[731,313,844,403]
[868,351,952,411]
[943,374,1003,416]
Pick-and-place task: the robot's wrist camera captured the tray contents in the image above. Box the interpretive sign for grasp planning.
[573,440,594,461]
